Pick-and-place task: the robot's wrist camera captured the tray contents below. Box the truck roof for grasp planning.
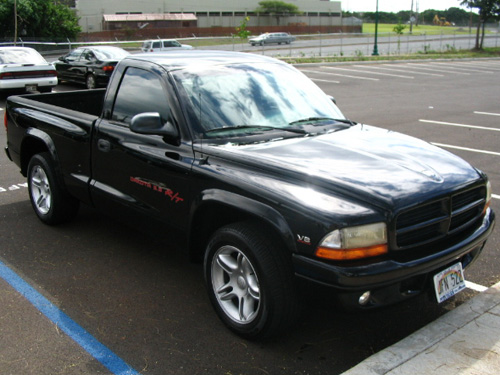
[123,50,283,71]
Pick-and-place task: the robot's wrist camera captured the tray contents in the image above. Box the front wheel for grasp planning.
[204,222,299,339]
[27,153,79,225]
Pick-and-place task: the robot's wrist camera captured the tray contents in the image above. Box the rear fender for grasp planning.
[20,128,58,175]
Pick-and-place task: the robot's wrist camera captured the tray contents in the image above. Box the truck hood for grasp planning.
[206,124,481,209]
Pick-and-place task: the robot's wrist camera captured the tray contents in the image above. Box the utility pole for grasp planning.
[416,0,419,26]
[410,0,414,34]
[372,0,379,55]
[14,0,18,45]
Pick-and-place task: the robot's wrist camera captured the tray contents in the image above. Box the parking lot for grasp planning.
[0,57,499,374]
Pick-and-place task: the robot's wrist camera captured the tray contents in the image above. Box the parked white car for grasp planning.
[141,39,193,52]
[249,32,295,46]
[0,46,58,93]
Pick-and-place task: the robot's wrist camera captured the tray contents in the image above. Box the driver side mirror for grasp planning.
[328,95,337,104]
[130,112,179,142]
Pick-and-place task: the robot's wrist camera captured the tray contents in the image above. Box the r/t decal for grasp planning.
[130,177,184,203]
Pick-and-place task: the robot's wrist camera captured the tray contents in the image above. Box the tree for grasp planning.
[0,0,81,40]
[235,17,252,40]
[393,20,406,53]
[256,1,302,25]
[461,0,500,49]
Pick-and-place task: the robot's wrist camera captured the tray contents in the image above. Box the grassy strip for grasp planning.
[362,23,486,36]
[279,47,500,64]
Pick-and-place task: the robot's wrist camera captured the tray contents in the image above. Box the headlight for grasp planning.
[315,222,388,261]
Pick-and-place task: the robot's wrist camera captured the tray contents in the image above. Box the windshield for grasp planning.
[0,48,47,65]
[172,62,347,140]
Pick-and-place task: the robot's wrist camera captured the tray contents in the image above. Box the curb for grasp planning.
[341,281,500,375]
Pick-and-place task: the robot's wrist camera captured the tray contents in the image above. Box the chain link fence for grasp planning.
[1,30,499,59]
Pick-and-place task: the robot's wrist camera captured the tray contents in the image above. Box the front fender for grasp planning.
[188,189,297,262]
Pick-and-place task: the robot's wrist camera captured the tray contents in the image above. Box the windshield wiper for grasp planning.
[289,117,355,126]
[205,125,307,135]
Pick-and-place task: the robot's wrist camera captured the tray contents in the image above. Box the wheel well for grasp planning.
[188,202,287,263]
[20,137,50,176]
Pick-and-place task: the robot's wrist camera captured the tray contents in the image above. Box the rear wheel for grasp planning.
[86,73,97,89]
[204,222,299,339]
[27,153,79,225]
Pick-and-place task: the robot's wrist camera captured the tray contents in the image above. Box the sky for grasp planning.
[341,0,471,13]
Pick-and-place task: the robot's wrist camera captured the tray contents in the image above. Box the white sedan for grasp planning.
[0,46,58,94]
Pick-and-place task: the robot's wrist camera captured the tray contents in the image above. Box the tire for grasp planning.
[86,73,97,89]
[204,222,299,339]
[27,152,79,225]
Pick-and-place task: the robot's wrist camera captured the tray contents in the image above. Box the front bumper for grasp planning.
[293,208,495,309]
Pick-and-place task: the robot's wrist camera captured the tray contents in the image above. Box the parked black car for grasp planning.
[54,46,130,89]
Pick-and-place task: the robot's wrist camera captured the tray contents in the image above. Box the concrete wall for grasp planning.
[76,0,342,32]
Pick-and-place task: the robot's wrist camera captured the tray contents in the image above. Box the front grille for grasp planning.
[394,185,486,250]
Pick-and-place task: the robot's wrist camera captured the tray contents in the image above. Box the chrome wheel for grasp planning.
[211,245,260,324]
[30,165,52,215]
[86,74,96,89]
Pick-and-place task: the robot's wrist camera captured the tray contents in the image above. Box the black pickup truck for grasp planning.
[4,51,495,339]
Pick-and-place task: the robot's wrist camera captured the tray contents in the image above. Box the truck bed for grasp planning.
[10,88,106,117]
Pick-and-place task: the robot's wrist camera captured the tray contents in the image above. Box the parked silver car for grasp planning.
[0,46,58,93]
[141,39,193,52]
[249,32,295,46]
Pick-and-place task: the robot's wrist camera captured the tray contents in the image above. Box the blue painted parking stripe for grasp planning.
[0,259,141,375]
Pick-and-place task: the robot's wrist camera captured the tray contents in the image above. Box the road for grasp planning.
[0,58,499,375]
[212,33,500,57]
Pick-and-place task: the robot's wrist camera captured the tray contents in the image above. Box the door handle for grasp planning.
[97,139,111,152]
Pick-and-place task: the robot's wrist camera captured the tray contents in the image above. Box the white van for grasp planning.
[141,39,193,52]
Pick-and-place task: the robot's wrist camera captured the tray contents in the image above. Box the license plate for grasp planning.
[26,84,38,92]
[433,262,466,303]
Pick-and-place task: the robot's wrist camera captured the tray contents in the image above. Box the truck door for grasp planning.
[90,65,194,230]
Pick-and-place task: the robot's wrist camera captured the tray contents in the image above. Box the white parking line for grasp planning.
[419,119,500,132]
[405,63,471,75]
[493,194,500,200]
[465,281,488,292]
[474,111,500,117]
[371,65,445,76]
[323,66,414,79]
[300,69,380,81]
[310,78,340,84]
[429,62,494,74]
[432,143,500,156]
[459,61,500,70]
[0,183,28,193]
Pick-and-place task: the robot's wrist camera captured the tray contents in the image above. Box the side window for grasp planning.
[111,67,170,125]
[84,51,95,61]
[152,41,161,49]
[66,49,82,61]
